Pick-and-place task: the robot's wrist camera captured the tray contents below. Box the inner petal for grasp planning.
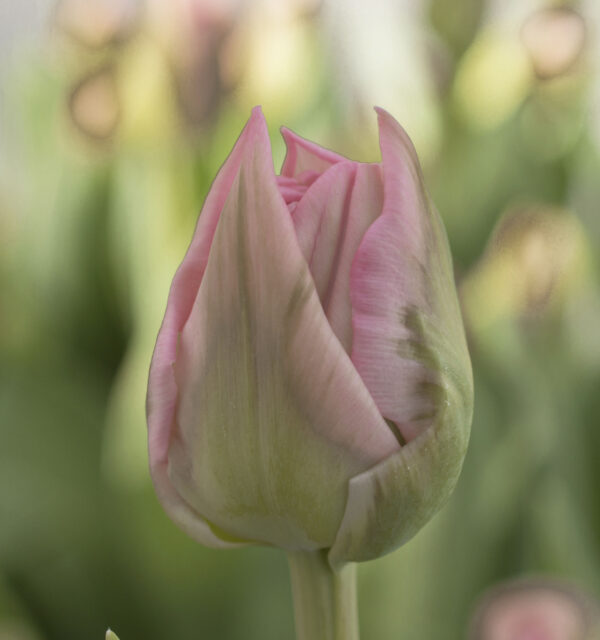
[276,171,320,206]
[280,127,347,178]
[287,162,384,354]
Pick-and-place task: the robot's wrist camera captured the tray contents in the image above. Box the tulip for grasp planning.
[147,106,473,639]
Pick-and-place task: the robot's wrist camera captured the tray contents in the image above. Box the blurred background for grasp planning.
[1,0,600,638]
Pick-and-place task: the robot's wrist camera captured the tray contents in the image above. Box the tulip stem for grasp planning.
[287,550,359,640]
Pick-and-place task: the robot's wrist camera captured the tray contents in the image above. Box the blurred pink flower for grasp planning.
[470,579,600,640]
[146,106,472,563]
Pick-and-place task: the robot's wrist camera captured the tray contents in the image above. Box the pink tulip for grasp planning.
[147,106,473,564]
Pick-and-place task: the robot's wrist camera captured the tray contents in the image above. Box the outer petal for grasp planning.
[292,161,384,354]
[167,109,399,550]
[146,108,266,548]
[280,127,347,178]
[329,108,473,564]
[350,108,471,443]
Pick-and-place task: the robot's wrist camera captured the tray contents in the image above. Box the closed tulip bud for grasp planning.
[147,106,473,567]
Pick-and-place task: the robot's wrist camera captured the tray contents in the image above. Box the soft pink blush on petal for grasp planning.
[147,108,263,467]
[276,171,321,208]
[350,109,439,444]
[292,161,384,354]
[280,127,347,178]
[145,108,266,547]
[167,110,399,547]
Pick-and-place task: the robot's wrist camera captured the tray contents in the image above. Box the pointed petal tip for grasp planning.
[375,106,405,135]
[250,104,264,118]
[279,126,348,177]
[239,106,275,171]
[374,106,396,128]
[279,126,296,153]
[374,107,418,155]
[279,125,299,147]
[246,105,267,137]
[279,125,305,149]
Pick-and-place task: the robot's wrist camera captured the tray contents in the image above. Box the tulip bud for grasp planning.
[147,106,473,564]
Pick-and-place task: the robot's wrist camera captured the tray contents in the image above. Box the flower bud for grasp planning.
[147,107,473,563]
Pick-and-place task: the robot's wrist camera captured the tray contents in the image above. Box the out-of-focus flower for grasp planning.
[453,1,589,132]
[461,205,586,332]
[147,106,473,564]
[469,578,600,640]
[68,66,120,142]
[146,0,242,127]
[521,8,586,80]
[105,630,120,640]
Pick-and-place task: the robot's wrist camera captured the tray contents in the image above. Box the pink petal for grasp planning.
[349,108,465,443]
[146,107,267,547]
[280,127,347,178]
[167,109,399,549]
[329,109,473,564]
[276,176,308,205]
[292,161,384,354]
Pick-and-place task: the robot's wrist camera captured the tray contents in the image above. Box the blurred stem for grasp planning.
[287,550,359,640]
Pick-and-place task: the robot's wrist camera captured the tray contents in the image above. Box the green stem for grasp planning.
[287,550,359,640]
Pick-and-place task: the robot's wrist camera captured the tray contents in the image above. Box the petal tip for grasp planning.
[279,126,348,177]
[375,107,417,155]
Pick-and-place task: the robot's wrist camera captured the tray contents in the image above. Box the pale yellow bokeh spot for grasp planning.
[454,31,533,129]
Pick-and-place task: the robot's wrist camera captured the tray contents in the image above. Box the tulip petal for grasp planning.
[350,107,471,442]
[147,109,266,548]
[328,395,471,565]
[329,108,473,564]
[167,109,399,550]
[280,127,346,179]
[292,161,384,354]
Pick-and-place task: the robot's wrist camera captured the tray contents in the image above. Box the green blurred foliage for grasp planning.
[1,1,600,638]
